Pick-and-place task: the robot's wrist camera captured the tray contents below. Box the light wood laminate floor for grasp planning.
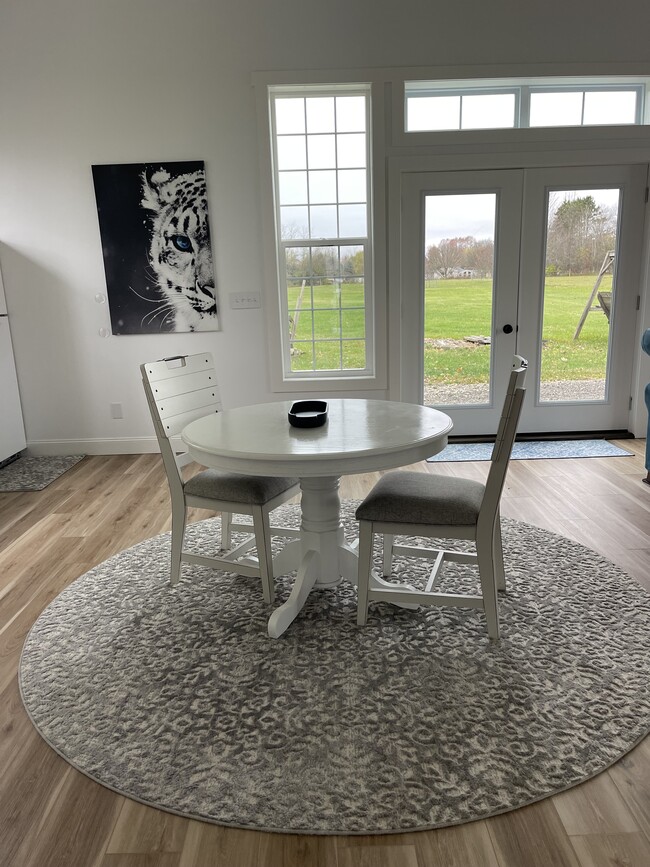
[1,444,649,867]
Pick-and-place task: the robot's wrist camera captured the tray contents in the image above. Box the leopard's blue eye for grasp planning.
[171,234,192,252]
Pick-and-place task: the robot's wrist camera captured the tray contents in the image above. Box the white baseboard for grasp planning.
[26,437,160,456]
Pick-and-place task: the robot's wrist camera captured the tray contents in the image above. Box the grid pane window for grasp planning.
[530,89,640,128]
[337,134,366,167]
[306,97,335,133]
[309,170,337,204]
[406,93,515,131]
[308,134,336,169]
[273,88,371,376]
[278,171,307,205]
[276,135,306,170]
[275,99,305,134]
[461,93,515,129]
[283,244,367,373]
[338,169,367,203]
[407,95,460,131]
[339,204,367,237]
[280,206,308,239]
[583,90,637,125]
[405,78,644,132]
[336,96,366,131]
[530,91,583,127]
[310,205,337,238]
[311,246,338,279]
[341,309,365,338]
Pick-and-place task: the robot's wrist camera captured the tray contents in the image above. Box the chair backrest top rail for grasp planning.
[141,352,221,440]
[141,353,213,383]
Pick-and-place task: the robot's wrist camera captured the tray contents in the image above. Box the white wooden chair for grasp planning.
[141,353,300,604]
[355,356,527,639]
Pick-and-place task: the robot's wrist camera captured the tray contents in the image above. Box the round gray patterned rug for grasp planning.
[19,502,650,835]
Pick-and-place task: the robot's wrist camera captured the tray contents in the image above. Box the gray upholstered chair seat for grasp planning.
[355,471,485,526]
[185,470,299,505]
[355,355,528,640]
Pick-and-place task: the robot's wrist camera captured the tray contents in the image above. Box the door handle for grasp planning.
[503,324,514,334]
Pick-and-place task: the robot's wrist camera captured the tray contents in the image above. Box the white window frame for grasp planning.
[255,63,650,414]
[255,77,387,393]
[403,76,647,134]
[526,84,643,128]
[406,86,521,132]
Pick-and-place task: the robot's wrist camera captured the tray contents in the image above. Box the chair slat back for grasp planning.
[482,356,527,515]
[141,353,222,494]
[141,353,221,438]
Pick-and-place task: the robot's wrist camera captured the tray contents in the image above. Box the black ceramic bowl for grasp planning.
[288,400,329,428]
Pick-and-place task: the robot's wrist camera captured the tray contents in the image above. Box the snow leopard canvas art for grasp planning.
[92,160,219,334]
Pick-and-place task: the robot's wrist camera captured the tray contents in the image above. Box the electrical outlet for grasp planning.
[110,403,123,419]
[229,292,261,309]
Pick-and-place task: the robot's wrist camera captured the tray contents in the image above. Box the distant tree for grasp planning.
[425,236,493,278]
[310,247,338,283]
[426,237,469,278]
[546,196,617,275]
[425,244,441,280]
[342,249,364,281]
[285,246,309,282]
[465,239,494,277]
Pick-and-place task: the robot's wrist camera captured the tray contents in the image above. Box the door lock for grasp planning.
[503,324,514,334]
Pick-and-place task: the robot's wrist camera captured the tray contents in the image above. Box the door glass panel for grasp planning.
[423,193,497,406]
[540,188,620,402]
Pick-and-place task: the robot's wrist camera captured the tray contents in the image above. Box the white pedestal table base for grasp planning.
[267,477,418,639]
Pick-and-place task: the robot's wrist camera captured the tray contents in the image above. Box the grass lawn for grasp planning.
[288,282,366,371]
[424,275,612,384]
[287,276,613,382]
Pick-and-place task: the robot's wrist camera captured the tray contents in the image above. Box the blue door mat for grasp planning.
[427,440,634,462]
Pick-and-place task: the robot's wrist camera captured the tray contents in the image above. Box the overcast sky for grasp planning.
[424,188,621,247]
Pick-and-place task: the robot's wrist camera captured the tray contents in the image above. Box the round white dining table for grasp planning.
[181,398,453,638]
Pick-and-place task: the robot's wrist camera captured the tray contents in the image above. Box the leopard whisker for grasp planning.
[159,310,177,329]
[141,302,176,327]
[129,284,165,304]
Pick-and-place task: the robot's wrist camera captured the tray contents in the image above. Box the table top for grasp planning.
[181,398,453,478]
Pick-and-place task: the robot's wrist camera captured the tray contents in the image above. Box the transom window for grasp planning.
[270,86,373,378]
[405,77,646,132]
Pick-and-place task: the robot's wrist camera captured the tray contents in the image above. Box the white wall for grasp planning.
[2,0,650,453]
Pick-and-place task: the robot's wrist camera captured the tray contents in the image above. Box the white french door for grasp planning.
[518,165,645,433]
[399,163,646,435]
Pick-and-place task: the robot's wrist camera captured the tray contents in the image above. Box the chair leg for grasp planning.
[252,507,275,605]
[221,511,232,550]
[382,533,394,576]
[357,521,374,626]
[476,524,500,640]
[170,498,187,587]
[493,515,506,592]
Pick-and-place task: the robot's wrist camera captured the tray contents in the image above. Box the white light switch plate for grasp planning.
[229,293,261,309]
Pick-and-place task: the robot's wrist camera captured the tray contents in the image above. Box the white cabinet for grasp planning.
[0,264,26,463]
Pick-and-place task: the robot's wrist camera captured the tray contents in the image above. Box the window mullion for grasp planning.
[519,86,530,128]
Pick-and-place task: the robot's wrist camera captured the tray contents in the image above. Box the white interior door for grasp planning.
[399,164,646,436]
